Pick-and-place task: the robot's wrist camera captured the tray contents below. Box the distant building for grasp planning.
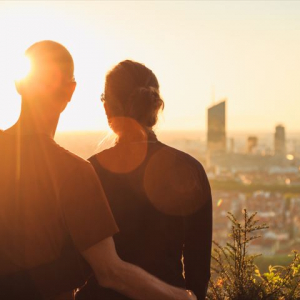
[274,124,286,155]
[207,100,226,155]
[229,137,235,153]
[247,136,258,154]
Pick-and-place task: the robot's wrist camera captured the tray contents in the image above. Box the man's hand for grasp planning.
[82,237,196,300]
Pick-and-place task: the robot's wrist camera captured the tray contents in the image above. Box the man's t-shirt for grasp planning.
[0,131,118,299]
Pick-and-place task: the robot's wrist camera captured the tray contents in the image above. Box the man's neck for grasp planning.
[6,102,59,139]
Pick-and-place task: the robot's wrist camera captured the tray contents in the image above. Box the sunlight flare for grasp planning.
[14,54,32,82]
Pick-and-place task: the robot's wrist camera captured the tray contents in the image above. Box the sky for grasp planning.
[0,1,299,133]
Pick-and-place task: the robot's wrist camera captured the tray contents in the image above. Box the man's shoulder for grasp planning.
[51,139,92,170]
[50,141,101,194]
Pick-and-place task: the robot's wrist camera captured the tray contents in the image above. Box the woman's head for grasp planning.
[103,60,164,135]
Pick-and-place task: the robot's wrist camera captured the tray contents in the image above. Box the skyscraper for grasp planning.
[274,124,286,155]
[207,100,226,154]
[247,136,258,154]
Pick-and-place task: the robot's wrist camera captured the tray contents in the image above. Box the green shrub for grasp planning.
[207,210,300,300]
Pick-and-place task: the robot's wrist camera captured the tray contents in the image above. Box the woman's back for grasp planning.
[83,136,212,300]
[76,59,212,300]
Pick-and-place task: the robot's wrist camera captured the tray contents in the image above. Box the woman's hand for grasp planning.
[186,290,197,300]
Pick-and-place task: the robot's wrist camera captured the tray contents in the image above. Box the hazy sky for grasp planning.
[0,1,299,133]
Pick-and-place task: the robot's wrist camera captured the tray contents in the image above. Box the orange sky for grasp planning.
[0,1,300,133]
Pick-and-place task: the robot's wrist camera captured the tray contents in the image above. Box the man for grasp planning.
[0,41,197,300]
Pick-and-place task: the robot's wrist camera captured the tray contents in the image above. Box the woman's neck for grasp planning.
[116,128,157,144]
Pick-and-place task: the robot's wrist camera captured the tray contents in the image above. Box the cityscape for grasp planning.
[53,98,300,270]
[55,99,300,262]
[205,99,300,258]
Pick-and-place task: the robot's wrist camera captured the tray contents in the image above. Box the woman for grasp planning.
[76,60,212,300]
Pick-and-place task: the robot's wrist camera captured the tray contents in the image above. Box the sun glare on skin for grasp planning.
[14,55,32,82]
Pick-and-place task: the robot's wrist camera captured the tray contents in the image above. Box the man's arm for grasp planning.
[62,163,196,299]
[82,237,196,300]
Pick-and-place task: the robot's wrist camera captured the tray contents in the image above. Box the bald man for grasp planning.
[0,41,197,300]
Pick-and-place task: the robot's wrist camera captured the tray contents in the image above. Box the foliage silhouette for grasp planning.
[207,209,300,300]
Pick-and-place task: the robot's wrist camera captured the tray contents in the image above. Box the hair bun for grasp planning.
[105,60,164,131]
[127,86,163,127]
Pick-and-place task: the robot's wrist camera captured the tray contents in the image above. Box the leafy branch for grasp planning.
[207,209,300,300]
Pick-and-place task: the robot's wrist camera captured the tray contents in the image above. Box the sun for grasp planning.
[13,54,32,82]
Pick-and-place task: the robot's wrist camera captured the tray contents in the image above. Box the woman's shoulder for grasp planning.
[89,144,143,174]
[155,142,206,174]
[144,142,210,216]
[89,146,117,165]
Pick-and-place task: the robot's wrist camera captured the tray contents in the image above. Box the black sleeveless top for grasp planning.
[77,137,212,300]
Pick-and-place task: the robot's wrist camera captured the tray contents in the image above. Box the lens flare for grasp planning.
[143,147,203,216]
[217,199,223,207]
[14,54,31,81]
[96,117,148,174]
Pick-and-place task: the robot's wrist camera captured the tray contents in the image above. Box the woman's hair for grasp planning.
[104,60,164,132]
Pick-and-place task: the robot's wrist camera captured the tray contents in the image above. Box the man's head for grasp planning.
[16,40,76,115]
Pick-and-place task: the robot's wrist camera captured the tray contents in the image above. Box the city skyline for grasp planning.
[0,1,300,132]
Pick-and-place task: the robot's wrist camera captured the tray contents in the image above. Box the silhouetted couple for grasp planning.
[0,41,212,300]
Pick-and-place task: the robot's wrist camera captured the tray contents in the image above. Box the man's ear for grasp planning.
[58,82,77,113]
[67,81,77,102]
[104,102,111,118]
